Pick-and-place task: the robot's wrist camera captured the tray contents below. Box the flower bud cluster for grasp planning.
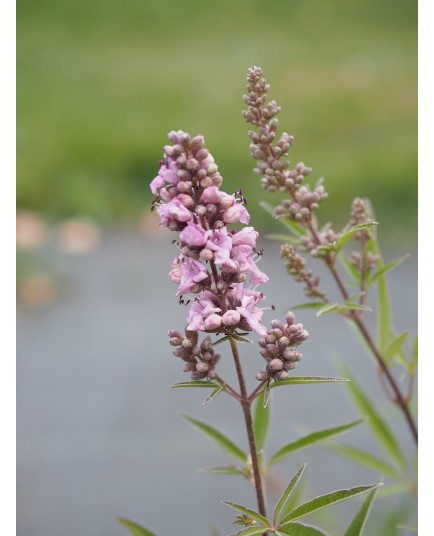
[280,244,326,299]
[242,67,328,222]
[351,251,379,273]
[256,312,308,382]
[349,197,374,241]
[168,329,220,380]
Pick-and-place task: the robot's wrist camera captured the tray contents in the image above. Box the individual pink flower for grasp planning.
[177,257,209,295]
[231,244,269,283]
[231,227,259,247]
[169,258,182,284]
[187,291,222,331]
[200,186,223,204]
[150,160,178,195]
[180,222,209,247]
[206,228,236,268]
[157,198,193,225]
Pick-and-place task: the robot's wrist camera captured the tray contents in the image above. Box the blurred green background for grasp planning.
[17,0,417,242]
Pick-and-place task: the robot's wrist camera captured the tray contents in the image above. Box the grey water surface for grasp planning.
[17,230,417,536]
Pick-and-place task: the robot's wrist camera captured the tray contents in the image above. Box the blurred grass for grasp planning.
[17,0,417,242]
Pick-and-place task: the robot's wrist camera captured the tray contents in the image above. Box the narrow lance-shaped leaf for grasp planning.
[181,414,247,462]
[384,331,409,361]
[203,384,225,405]
[371,238,392,353]
[265,233,300,244]
[325,442,400,480]
[343,484,380,536]
[368,254,410,286]
[201,465,248,477]
[269,377,349,390]
[290,302,328,311]
[316,303,340,317]
[269,419,364,466]
[171,380,220,389]
[338,365,407,471]
[222,501,270,527]
[273,463,306,524]
[259,200,305,236]
[229,526,271,536]
[118,518,159,536]
[253,391,270,463]
[280,484,381,525]
[276,522,330,536]
[397,525,418,532]
[339,253,361,284]
[335,222,378,253]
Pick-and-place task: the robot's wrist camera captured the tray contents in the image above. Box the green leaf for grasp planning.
[269,376,349,389]
[397,525,418,532]
[338,365,407,471]
[343,484,380,536]
[325,443,400,479]
[280,484,381,524]
[203,385,225,405]
[263,380,271,407]
[118,518,158,536]
[269,420,364,466]
[213,335,234,346]
[231,334,252,344]
[339,303,372,313]
[181,414,247,462]
[273,463,306,524]
[410,335,418,373]
[201,465,248,477]
[371,240,392,354]
[253,392,270,464]
[276,522,330,536]
[335,222,378,252]
[222,501,270,527]
[259,200,305,236]
[290,302,328,311]
[171,380,220,389]
[340,253,361,283]
[384,331,409,361]
[316,303,340,317]
[369,254,409,286]
[266,233,300,244]
[229,526,270,536]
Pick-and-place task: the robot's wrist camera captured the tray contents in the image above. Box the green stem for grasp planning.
[229,337,267,519]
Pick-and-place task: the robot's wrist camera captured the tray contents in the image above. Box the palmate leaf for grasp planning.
[118,518,159,536]
[269,419,364,466]
[222,501,270,527]
[253,392,270,465]
[276,522,330,536]
[181,414,247,463]
[343,484,380,536]
[273,463,306,524]
[269,376,349,389]
[280,484,381,525]
[338,365,407,471]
